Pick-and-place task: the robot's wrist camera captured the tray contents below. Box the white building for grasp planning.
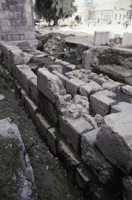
[94,0,132,25]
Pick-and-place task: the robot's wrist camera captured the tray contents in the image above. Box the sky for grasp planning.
[75,0,111,6]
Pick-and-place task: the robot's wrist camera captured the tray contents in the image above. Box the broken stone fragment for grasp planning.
[73,95,89,115]
[96,112,132,174]
[37,68,66,103]
[95,114,103,127]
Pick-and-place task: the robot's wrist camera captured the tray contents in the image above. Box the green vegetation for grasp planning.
[34,0,76,25]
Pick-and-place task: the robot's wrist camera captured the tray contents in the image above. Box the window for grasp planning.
[115,14,117,20]
[119,14,121,20]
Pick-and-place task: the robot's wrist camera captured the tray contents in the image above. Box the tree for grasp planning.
[34,0,76,25]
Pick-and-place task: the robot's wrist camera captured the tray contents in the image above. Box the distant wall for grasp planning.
[0,0,35,41]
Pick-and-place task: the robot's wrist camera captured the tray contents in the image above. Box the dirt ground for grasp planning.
[0,62,86,199]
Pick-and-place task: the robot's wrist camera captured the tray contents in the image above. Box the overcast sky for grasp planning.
[75,0,111,6]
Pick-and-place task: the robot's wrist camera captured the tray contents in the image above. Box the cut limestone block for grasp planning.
[122,176,132,200]
[102,81,123,91]
[14,65,36,94]
[122,85,132,97]
[29,76,39,105]
[96,112,132,174]
[66,78,85,96]
[93,75,107,85]
[47,128,58,155]
[90,90,116,116]
[82,50,91,70]
[52,70,69,87]
[37,68,66,103]
[24,95,38,121]
[59,115,93,152]
[93,31,110,46]
[81,128,115,184]
[111,102,132,113]
[80,81,102,97]
[35,113,51,139]
[58,139,81,169]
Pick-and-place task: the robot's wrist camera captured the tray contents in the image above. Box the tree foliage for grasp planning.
[34,0,76,25]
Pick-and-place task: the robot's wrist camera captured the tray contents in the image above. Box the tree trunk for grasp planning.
[54,17,58,26]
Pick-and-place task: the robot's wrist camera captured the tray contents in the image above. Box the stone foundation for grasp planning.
[1,42,132,199]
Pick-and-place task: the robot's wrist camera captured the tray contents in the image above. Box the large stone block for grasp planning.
[93,31,110,46]
[122,85,132,97]
[90,90,116,116]
[81,128,115,184]
[66,78,85,96]
[37,68,66,103]
[122,33,132,48]
[35,113,51,139]
[80,81,103,97]
[59,115,93,152]
[29,76,39,105]
[14,64,36,94]
[47,128,58,155]
[96,112,132,174]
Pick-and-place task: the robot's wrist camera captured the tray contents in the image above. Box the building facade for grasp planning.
[94,0,132,25]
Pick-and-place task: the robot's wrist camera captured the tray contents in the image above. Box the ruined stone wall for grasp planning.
[0,0,35,41]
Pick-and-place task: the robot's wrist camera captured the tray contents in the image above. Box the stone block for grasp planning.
[58,139,81,168]
[122,33,132,48]
[122,85,132,97]
[37,68,66,104]
[102,81,123,91]
[14,65,36,94]
[111,102,132,113]
[24,95,38,121]
[80,81,102,97]
[52,70,69,87]
[81,128,115,184]
[82,50,91,70]
[93,31,110,46]
[10,49,24,66]
[47,128,58,155]
[35,113,51,139]
[66,78,85,96]
[93,75,107,85]
[122,176,132,200]
[90,90,116,116]
[96,112,132,174]
[59,115,93,152]
[29,77,39,105]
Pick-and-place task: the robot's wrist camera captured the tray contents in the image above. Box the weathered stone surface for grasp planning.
[35,113,51,139]
[29,76,39,105]
[96,113,132,174]
[122,176,132,200]
[48,64,62,73]
[59,115,93,152]
[47,128,58,155]
[81,128,115,184]
[93,31,110,46]
[14,64,36,94]
[0,118,34,200]
[93,75,107,85]
[80,81,102,97]
[122,85,132,97]
[90,90,116,116]
[73,95,89,115]
[111,102,132,113]
[102,81,123,91]
[37,68,66,103]
[66,78,85,96]
[75,166,91,189]
[24,95,38,121]
[122,32,132,48]
[0,94,5,100]
[52,70,69,87]
[82,50,91,70]
[58,139,81,167]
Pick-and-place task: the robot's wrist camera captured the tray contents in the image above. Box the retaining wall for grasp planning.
[1,42,132,200]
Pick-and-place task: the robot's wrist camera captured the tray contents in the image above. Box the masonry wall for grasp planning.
[0,0,35,41]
